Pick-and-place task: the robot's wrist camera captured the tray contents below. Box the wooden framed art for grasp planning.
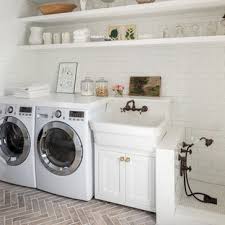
[107,24,137,41]
[123,24,137,40]
[56,62,78,94]
[129,76,161,97]
[108,25,122,40]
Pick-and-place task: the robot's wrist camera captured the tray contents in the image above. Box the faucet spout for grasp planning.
[125,100,135,110]
[121,100,148,114]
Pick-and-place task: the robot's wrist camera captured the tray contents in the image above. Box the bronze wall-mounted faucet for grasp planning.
[120,100,148,114]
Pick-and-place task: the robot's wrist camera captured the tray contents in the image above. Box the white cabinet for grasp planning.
[125,154,155,210]
[97,150,125,204]
[95,146,155,212]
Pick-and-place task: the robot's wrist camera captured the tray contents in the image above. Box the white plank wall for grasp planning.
[0,0,225,185]
[0,0,39,91]
[36,44,225,187]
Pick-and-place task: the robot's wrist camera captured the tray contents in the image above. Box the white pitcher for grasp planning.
[29,27,43,45]
[80,0,87,11]
[43,32,52,45]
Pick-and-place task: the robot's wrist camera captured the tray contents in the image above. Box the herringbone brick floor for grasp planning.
[0,181,156,225]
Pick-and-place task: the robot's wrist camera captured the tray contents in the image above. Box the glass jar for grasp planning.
[80,77,94,96]
[175,25,184,38]
[96,77,108,97]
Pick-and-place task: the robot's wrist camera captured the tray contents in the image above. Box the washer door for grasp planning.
[37,121,83,176]
[0,117,31,166]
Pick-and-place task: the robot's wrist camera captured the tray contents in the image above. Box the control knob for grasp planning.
[55,110,62,118]
[8,106,13,114]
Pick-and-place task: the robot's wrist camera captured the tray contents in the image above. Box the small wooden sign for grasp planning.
[129,76,161,97]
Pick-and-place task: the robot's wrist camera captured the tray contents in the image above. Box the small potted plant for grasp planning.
[112,84,125,97]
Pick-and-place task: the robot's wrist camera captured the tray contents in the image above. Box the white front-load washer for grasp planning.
[35,106,94,201]
[0,104,36,188]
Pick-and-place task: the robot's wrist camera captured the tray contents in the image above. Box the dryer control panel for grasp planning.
[36,107,86,122]
[69,111,85,121]
[69,111,84,119]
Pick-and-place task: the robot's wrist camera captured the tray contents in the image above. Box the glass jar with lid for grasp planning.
[80,77,95,96]
[96,77,108,97]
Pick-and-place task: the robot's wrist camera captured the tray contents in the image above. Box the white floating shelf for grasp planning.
[19,36,225,50]
[19,0,225,25]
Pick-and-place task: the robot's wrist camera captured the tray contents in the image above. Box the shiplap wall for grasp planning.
[1,0,225,185]
[36,45,225,185]
[0,1,39,91]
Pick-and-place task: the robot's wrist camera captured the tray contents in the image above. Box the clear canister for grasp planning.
[81,77,95,96]
[96,77,108,97]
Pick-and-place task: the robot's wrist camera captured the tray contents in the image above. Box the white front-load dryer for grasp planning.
[35,106,93,201]
[0,104,36,188]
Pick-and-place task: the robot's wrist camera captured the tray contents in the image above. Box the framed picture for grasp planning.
[56,62,78,94]
[107,24,137,41]
[123,24,137,40]
[129,76,161,97]
[108,25,122,40]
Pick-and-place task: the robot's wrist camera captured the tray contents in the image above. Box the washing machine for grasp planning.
[0,104,36,188]
[35,106,94,201]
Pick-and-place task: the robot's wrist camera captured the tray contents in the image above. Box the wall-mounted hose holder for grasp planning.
[179,138,217,205]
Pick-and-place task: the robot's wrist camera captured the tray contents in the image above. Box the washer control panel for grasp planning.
[19,107,33,117]
[0,105,33,117]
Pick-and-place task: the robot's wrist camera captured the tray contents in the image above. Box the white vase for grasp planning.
[29,27,43,45]
[80,0,87,11]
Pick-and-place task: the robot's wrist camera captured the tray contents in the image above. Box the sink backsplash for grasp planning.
[105,97,171,120]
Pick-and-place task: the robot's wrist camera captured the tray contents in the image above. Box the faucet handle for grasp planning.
[139,105,148,114]
[142,106,148,112]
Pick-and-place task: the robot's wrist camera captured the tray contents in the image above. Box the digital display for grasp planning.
[69,111,84,118]
[20,107,32,113]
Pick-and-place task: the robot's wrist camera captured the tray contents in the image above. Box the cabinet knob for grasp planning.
[125,157,130,163]
[119,156,125,162]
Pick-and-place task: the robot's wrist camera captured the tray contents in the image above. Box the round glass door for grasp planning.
[0,117,30,166]
[37,121,83,176]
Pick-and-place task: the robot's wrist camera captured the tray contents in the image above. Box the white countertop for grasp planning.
[157,127,185,151]
[0,93,107,110]
[0,93,171,109]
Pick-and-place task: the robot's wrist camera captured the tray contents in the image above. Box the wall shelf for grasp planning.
[19,0,225,25]
[18,36,225,50]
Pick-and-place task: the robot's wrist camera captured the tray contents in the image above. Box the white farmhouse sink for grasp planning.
[90,97,171,152]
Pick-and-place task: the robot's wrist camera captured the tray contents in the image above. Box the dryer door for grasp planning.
[0,116,31,166]
[37,121,83,176]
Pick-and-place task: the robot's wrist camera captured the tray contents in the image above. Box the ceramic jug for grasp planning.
[29,27,43,45]
[43,32,52,45]
[80,0,87,11]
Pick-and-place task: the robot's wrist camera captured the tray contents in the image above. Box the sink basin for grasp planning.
[90,98,171,152]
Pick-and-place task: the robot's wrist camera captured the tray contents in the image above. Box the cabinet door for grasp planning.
[96,150,125,204]
[125,154,155,211]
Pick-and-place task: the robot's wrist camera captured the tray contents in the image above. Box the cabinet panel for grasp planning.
[125,154,155,211]
[97,150,125,204]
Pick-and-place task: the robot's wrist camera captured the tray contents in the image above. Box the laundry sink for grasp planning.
[90,97,171,152]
